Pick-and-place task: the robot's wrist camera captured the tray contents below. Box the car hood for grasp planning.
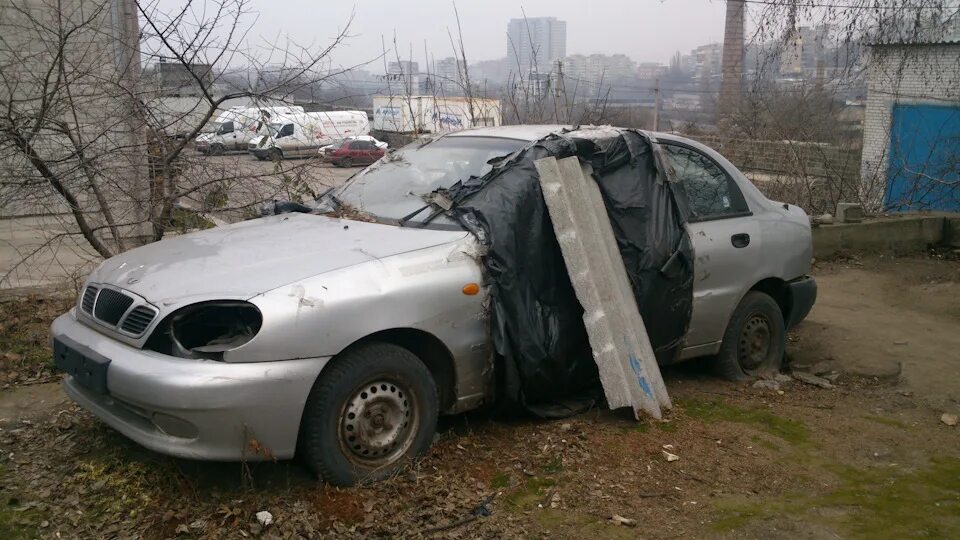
[195,132,213,143]
[88,214,468,305]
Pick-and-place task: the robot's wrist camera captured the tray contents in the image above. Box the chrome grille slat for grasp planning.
[81,286,98,313]
[120,305,157,335]
[93,288,134,325]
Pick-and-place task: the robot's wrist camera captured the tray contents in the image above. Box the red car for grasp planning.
[329,139,386,167]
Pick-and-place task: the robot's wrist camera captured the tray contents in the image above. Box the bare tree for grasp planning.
[0,0,356,286]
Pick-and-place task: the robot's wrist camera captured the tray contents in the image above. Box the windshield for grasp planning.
[336,136,527,227]
[266,123,281,137]
[203,122,222,134]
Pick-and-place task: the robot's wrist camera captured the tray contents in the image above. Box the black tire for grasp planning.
[340,157,353,168]
[255,154,267,161]
[298,342,439,486]
[270,147,283,161]
[715,291,786,381]
[209,143,224,156]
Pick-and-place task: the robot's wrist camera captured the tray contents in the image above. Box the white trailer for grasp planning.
[372,95,501,134]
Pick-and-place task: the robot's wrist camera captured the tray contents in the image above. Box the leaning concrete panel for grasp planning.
[534,156,670,420]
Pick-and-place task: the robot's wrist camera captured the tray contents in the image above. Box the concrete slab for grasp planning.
[535,156,670,420]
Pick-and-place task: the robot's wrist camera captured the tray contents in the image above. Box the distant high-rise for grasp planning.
[506,17,567,76]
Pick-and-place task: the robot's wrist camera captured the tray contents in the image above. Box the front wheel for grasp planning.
[298,342,439,486]
[340,157,353,168]
[715,291,785,381]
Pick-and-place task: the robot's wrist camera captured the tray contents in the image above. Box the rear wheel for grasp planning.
[298,342,439,486]
[715,291,785,381]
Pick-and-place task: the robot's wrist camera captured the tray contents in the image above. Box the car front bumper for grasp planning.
[52,312,329,461]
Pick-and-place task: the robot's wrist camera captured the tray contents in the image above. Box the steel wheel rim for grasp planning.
[339,380,418,467]
[738,314,771,372]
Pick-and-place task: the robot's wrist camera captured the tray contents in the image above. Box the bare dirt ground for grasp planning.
[0,254,958,539]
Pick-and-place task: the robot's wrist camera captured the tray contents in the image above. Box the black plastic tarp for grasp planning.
[448,127,694,411]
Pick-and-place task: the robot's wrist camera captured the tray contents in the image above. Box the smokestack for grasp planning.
[720,0,745,114]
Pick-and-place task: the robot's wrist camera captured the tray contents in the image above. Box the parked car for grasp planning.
[51,125,815,486]
[319,135,387,160]
[327,137,387,167]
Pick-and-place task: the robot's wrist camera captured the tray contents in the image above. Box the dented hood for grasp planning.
[88,214,467,304]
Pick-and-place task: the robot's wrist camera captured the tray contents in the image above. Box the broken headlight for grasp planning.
[147,301,262,360]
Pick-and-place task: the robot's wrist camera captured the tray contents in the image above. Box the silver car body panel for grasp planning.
[54,126,812,461]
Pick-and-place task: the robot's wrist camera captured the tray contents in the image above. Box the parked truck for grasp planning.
[248,111,370,160]
[372,95,501,134]
[195,106,304,155]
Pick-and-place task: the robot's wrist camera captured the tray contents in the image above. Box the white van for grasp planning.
[248,111,370,160]
[195,106,304,155]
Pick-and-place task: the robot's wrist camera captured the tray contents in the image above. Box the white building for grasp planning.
[860,37,960,212]
[563,54,637,87]
[506,17,567,77]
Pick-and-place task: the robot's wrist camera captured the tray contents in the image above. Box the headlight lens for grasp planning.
[149,301,262,360]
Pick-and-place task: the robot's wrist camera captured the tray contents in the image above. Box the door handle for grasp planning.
[731,233,750,248]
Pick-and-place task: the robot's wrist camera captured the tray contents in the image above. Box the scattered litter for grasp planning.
[662,450,680,462]
[662,444,674,450]
[893,340,909,346]
[610,514,637,527]
[256,511,274,527]
[941,413,958,427]
[792,371,834,389]
[560,423,573,432]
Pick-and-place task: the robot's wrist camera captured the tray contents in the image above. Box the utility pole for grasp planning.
[652,78,661,131]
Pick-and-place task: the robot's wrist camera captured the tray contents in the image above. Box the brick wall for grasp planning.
[860,43,960,210]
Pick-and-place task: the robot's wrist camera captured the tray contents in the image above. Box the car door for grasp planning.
[356,140,375,163]
[660,143,760,351]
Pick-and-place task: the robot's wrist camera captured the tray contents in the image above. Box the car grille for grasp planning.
[81,285,157,337]
[93,288,134,325]
[120,305,157,335]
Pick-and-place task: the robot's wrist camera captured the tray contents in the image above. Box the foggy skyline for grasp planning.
[155,0,730,70]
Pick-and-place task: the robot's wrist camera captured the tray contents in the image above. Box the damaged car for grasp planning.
[52,125,816,486]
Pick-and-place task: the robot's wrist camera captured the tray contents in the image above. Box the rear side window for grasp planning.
[661,144,749,220]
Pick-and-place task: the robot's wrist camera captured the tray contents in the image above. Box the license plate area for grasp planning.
[53,337,110,394]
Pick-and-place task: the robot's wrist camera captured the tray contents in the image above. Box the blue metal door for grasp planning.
[886,103,960,211]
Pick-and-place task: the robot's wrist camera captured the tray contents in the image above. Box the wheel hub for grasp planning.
[340,381,415,465]
[738,314,771,371]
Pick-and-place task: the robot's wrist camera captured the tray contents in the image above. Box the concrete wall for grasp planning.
[860,43,960,210]
[812,214,957,258]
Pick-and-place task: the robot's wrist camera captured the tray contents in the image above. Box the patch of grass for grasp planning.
[820,457,960,538]
[750,435,779,451]
[682,399,809,445]
[863,415,911,429]
[543,458,564,474]
[0,498,46,540]
[490,471,510,489]
[504,477,556,510]
[712,458,960,537]
[657,421,679,433]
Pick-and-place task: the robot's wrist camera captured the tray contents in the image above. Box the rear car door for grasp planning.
[660,143,760,351]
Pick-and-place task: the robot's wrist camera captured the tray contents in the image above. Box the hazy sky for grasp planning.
[156,0,730,69]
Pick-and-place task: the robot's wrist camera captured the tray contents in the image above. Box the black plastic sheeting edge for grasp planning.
[447,128,695,415]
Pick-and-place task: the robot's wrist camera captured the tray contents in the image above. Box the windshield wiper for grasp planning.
[398,190,454,228]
